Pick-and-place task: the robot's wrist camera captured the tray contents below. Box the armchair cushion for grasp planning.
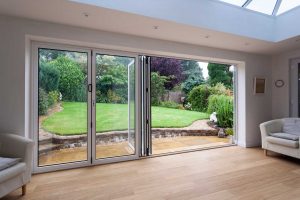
[283,118,300,136]
[0,163,26,183]
[266,136,299,148]
[0,157,21,171]
[270,133,299,141]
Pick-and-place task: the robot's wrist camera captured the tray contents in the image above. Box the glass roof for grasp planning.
[218,0,300,16]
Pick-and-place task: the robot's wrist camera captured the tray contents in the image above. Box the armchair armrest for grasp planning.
[0,133,34,180]
[259,119,283,148]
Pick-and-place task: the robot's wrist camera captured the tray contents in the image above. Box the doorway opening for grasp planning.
[143,56,236,155]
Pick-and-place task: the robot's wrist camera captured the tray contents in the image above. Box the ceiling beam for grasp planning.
[272,0,282,16]
[242,0,253,7]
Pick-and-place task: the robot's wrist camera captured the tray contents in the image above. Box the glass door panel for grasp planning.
[94,53,136,159]
[38,48,89,166]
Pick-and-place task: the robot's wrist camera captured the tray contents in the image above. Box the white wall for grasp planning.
[272,49,300,118]
[0,15,272,147]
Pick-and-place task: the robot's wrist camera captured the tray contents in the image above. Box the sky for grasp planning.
[198,62,209,80]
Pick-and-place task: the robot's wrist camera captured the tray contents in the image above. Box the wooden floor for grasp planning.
[4,146,300,200]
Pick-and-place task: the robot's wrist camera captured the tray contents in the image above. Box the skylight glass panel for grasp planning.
[277,0,300,15]
[246,0,277,15]
[218,0,247,7]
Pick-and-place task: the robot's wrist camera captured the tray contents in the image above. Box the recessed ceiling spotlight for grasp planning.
[153,26,159,30]
[83,12,90,18]
[204,35,210,39]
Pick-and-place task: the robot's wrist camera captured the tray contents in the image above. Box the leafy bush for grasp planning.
[48,90,60,107]
[188,85,211,112]
[107,89,123,103]
[39,88,49,115]
[39,62,60,93]
[226,128,234,136]
[96,56,128,103]
[210,83,228,96]
[49,57,85,101]
[159,101,182,109]
[151,72,168,106]
[207,95,233,128]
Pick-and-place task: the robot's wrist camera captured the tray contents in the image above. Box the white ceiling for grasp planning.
[0,0,299,55]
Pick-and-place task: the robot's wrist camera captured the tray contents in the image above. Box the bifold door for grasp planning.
[92,51,139,164]
[33,43,139,173]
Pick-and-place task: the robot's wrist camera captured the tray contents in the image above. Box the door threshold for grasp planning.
[143,143,237,159]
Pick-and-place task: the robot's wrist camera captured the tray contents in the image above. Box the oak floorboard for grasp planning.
[3,146,300,200]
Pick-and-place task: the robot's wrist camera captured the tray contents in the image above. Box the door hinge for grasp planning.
[88,84,92,92]
[91,122,93,128]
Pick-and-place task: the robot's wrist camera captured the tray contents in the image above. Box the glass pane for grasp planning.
[277,0,300,15]
[219,0,247,6]
[246,0,277,15]
[38,48,88,166]
[95,54,135,159]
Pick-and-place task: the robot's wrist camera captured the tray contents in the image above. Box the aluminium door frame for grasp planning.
[91,49,141,165]
[31,42,93,173]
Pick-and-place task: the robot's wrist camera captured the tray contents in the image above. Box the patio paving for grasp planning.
[39,136,230,166]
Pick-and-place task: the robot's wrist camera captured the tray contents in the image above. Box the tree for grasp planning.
[181,60,205,94]
[39,61,60,93]
[49,56,85,101]
[207,63,233,88]
[150,72,168,105]
[95,55,128,103]
[151,57,183,90]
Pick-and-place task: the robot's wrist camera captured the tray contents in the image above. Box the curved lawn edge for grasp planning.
[42,102,209,136]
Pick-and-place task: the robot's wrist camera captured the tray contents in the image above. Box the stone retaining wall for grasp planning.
[39,128,218,154]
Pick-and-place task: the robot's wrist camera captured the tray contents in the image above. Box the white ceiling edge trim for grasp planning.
[70,0,300,42]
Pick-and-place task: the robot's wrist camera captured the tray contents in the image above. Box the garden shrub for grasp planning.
[39,88,49,115]
[151,72,168,106]
[207,95,233,128]
[210,83,228,96]
[39,62,60,93]
[226,128,234,136]
[49,56,85,101]
[107,89,123,103]
[96,59,128,104]
[160,101,182,109]
[188,85,211,112]
[48,90,60,107]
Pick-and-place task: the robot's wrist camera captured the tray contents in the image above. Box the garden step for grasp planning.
[39,138,53,145]
[39,143,63,155]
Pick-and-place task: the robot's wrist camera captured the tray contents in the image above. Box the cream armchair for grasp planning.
[0,133,34,198]
[260,118,300,159]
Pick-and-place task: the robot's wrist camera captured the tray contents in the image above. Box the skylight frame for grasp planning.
[218,0,300,16]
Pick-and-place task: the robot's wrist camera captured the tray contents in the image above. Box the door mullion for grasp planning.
[91,50,96,164]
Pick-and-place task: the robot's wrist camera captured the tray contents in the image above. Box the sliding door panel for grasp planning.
[37,48,90,167]
[94,53,136,159]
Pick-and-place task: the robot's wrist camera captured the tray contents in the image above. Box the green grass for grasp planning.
[42,102,209,135]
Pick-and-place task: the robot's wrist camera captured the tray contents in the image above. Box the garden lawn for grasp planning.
[42,102,209,135]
